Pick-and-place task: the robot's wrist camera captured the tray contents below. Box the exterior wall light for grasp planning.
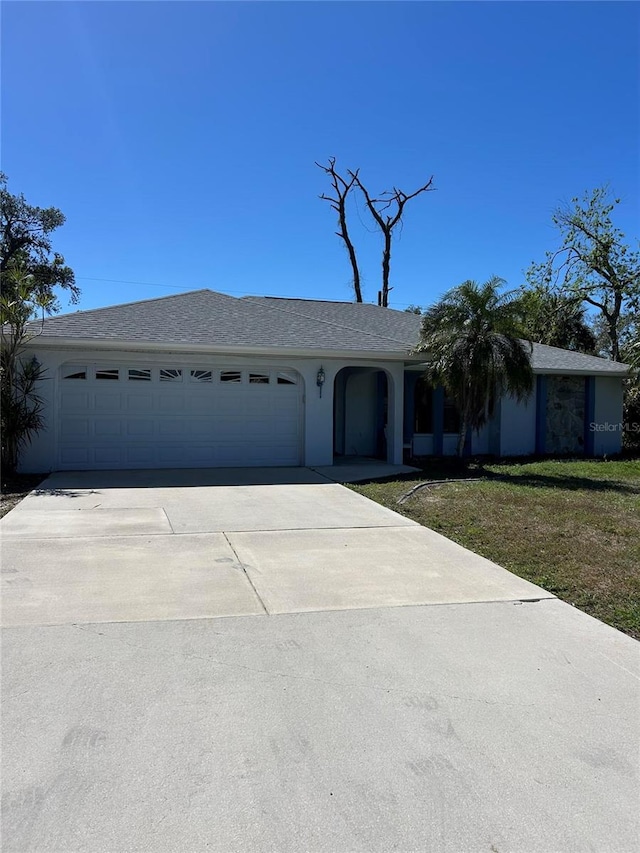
[316,365,326,397]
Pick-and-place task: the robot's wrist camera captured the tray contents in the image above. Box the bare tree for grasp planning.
[351,174,435,307]
[316,158,363,302]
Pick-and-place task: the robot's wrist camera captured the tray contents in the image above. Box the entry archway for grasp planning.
[333,367,390,461]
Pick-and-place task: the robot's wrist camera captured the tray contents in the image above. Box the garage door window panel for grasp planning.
[221,371,242,383]
[62,365,88,380]
[96,368,120,381]
[190,369,212,383]
[129,368,151,382]
[277,371,298,385]
[160,368,182,382]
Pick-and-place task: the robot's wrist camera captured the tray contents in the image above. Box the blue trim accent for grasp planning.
[376,371,386,430]
[535,375,547,454]
[433,386,444,455]
[376,371,387,458]
[584,376,596,456]
[403,372,420,444]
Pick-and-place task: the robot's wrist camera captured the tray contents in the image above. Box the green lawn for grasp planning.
[351,459,640,640]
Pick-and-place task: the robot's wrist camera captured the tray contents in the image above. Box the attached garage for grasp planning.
[15,290,629,473]
[57,361,303,469]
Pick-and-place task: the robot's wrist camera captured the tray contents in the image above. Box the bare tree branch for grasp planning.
[316,158,362,302]
[351,173,435,306]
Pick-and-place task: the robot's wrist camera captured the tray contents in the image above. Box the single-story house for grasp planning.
[17,289,629,472]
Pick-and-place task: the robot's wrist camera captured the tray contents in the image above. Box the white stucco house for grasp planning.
[17,289,630,473]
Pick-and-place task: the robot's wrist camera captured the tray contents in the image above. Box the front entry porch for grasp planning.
[333,367,389,462]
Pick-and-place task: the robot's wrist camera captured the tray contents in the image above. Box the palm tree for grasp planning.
[415,277,534,457]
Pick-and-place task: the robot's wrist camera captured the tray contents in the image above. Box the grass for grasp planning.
[351,458,640,640]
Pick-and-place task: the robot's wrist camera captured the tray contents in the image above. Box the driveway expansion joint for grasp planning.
[222,531,270,616]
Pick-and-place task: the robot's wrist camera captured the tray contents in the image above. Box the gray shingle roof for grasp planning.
[527,342,629,374]
[31,290,413,353]
[243,296,423,345]
[30,288,629,374]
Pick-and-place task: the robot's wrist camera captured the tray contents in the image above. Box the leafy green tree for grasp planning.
[1,175,76,471]
[1,172,78,311]
[619,331,640,451]
[527,187,639,362]
[591,311,638,360]
[517,286,597,353]
[414,277,534,457]
[0,267,47,472]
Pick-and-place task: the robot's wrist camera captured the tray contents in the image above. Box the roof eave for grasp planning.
[403,358,629,377]
[531,366,630,377]
[26,335,412,362]
[25,336,631,375]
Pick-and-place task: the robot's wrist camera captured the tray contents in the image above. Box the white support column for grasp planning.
[386,362,405,465]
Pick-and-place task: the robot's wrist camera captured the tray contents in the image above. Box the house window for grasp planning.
[414,377,433,433]
[128,368,151,381]
[160,368,182,382]
[220,371,242,383]
[443,393,461,434]
[62,365,87,380]
[190,369,212,383]
[249,373,270,384]
[277,371,297,385]
[96,368,119,381]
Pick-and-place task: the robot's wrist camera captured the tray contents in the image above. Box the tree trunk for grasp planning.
[381,229,392,307]
[457,418,468,458]
[344,231,362,303]
[609,290,623,362]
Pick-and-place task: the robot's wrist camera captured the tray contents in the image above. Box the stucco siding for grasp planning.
[442,434,459,456]
[18,348,60,473]
[471,422,491,455]
[412,434,434,456]
[499,392,536,456]
[592,377,625,456]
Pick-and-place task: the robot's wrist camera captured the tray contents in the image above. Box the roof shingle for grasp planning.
[30,289,629,374]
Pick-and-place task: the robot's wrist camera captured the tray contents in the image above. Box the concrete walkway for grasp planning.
[2,468,638,852]
[1,467,547,627]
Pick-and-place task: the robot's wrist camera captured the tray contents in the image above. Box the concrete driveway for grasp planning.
[2,468,639,852]
[1,466,547,627]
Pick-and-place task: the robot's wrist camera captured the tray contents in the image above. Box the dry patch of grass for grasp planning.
[0,473,46,519]
[352,460,640,640]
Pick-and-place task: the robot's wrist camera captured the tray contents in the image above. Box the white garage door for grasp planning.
[57,362,303,469]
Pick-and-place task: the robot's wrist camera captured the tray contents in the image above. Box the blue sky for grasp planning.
[2,1,638,314]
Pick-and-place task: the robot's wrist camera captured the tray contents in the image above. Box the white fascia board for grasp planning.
[402,357,628,377]
[532,367,629,377]
[27,336,412,362]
